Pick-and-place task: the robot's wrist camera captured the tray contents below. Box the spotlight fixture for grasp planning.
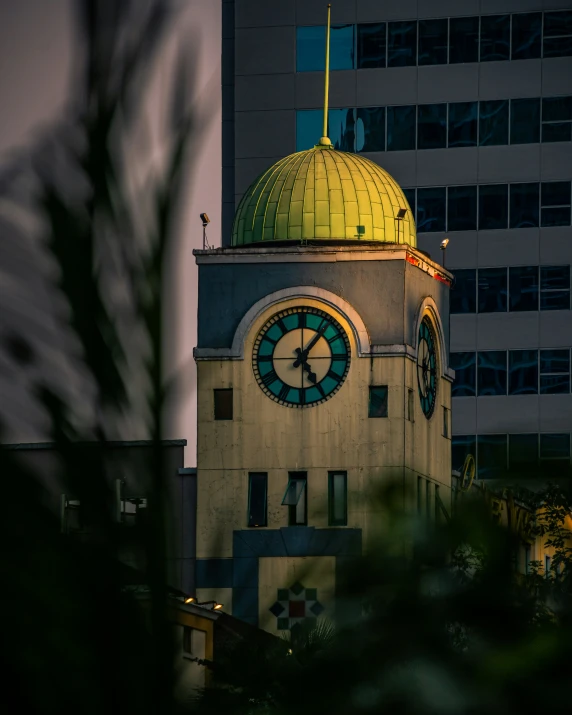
[440,238,450,249]
[184,596,196,604]
[200,213,210,226]
[396,207,407,219]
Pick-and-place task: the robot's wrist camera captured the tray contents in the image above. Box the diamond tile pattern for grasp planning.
[269,580,326,631]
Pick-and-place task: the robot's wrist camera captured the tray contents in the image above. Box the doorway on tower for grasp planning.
[282,472,308,526]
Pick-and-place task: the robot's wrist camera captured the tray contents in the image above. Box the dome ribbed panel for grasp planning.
[232,147,416,246]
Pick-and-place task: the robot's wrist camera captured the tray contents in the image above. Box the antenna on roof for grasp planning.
[317,5,332,147]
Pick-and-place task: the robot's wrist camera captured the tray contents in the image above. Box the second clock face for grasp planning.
[252,307,351,407]
[417,317,437,419]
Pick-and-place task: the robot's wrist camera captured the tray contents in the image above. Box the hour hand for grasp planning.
[293,347,306,368]
[303,362,317,384]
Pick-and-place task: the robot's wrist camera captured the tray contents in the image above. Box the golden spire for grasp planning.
[317,4,332,147]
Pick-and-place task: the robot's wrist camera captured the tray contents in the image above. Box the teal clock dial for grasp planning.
[253,307,351,408]
[417,317,437,419]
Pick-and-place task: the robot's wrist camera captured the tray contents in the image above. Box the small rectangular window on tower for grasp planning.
[328,472,347,526]
[248,473,268,527]
[369,386,388,418]
[443,407,451,439]
[407,388,414,421]
[282,472,307,526]
[214,389,233,420]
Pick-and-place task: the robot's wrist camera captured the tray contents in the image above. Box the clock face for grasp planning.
[252,307,351,408]
[417,318,437,419]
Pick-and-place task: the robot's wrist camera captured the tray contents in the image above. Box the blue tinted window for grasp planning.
[296,108,357,151]
[388,21,417,67]
[540,265,570,310]
[296,24,355,72]
[541,181,571,227]
[451,269,476,314]
[542,96,572,143]
[418,104,447,150]
[417,187,446,232]
[418,18,448,65]
[509,434,538,470]
[477,434,508,478]
[540,349,570,394]
[510,183,539,228]
[356,107,385,152]
[452,435,476,472]
[509,350,538,395]
[540,433,571,463]
[478,268,507,312]
[448,102,478,148]
[357,23,386,68]
[511,13,542,60]
[478,351,507,396]
[448,185,477,231]
[403,188,416,219]
[479,99,509,146]
[387,105,416,151]
[449,17,479,64]
[543,12,572,59]
[480,15,510,62]
[479,184,508,229]
[296,109,321,151]
[509,266,538,312]
[510,98,540,144]
[451,352,476,397]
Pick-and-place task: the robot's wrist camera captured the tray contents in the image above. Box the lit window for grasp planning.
[296,24,355,72]
[357,23,386,68]
[542,96,572,143]
[508,350,538,395]
[478,351,507,396]
[356,107,385,152]
[447,185,477,231]
[510,98,540,145]
[450,269,477,314]
[417,104,447,150]
[282,472,307,526]
[214,389,233,420]
[540,182,571,227]
[248,473,267,527]
[388,20,417,67]
[509,266,539,312]
[417,187,446,233]
[480,15,510,62]
[418,18,448,65]
[449,16,479,64]
[540,266,570,310]
[448,102,478,148]
[451,352,476,397]
[328,471,347,526]
[540,349,570,394]
[368,386,388,418]
[478,184,508,229]
[543,11,572,59]
[478,268,507,313]
[510,183,539,228]
[477,434,508,479]
[479,100,509,147]
[387,105,416,151]
[511,12,542,60]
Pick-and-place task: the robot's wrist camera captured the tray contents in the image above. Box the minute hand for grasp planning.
[304,322,328,354]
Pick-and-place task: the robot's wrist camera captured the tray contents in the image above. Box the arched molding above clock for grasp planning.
[230,286,371,359]
[413,296,454,381]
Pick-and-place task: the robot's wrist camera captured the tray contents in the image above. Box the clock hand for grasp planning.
[303,362,317,384]
[304,322,328,354]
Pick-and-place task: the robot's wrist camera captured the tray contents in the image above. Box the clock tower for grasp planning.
[192,8,453,634]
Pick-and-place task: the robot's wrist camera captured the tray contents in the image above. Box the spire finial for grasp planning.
[317,4,332,147]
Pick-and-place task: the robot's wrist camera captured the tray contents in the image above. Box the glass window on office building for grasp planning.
[449,16,479,64]
[478,268,507,313]
[540,349,570,394]
[388,20,417,67]
[479,100,509,146]
[450,269,477,314]
[509,434,539,472]
[480,15,510,62]
[451,352,477,397]
[542,96,572,143]
[510,98,541,144]
[540,265,571,310]
[541,182,571,227]
[403,188,416,220]
[418,104,447,150]
[296,109,321,151]
[478,351,507,396]
[540,433,571,466]
[356,107,385,152]
[329,108,356,151]
[296,24,355,72]
[452,435,476,473]
[448,186,477,231]
[418,18,448,65]
[510,183,540,228]
[357,23,386,68]
[387,105,416,151]
[417,187,446,232]
[509,266,539,312]
[509,350,538,395]
[448,102,478,148]
[477,434,508,478]
[511,13,542,60]
[479,184,508,230]
[543,11,572,58]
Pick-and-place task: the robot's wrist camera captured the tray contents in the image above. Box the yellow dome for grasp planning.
[232,145,416,247]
